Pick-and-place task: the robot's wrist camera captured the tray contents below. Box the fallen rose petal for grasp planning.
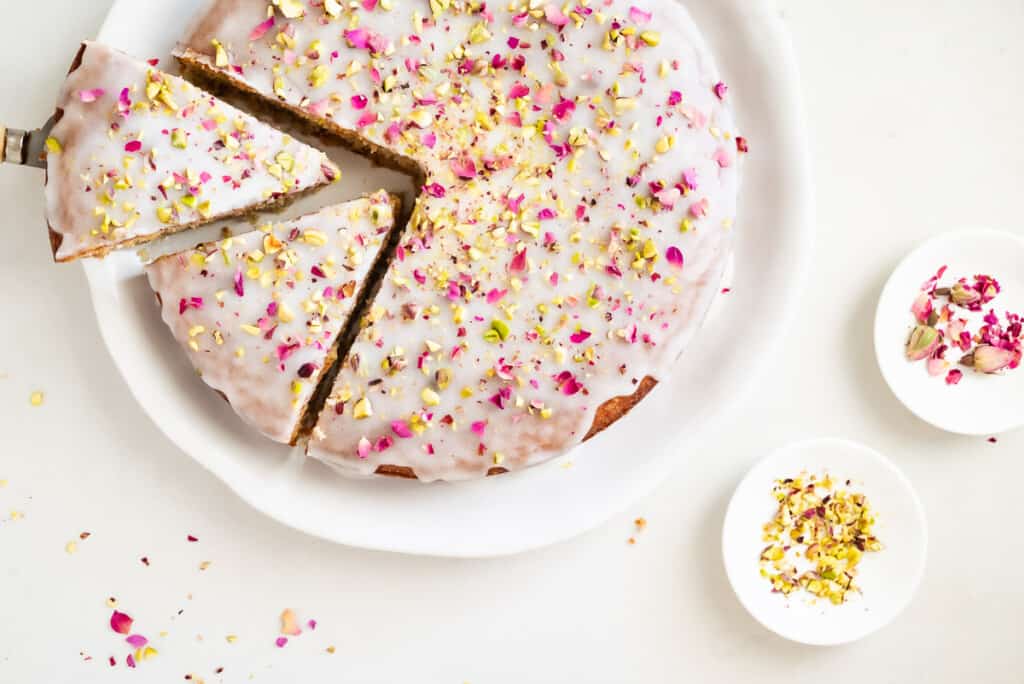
[665,246,684,269]
[125,635,148,648]
[110,611,133,635]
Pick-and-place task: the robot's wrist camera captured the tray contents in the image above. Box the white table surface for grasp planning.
[1,1,1021,682]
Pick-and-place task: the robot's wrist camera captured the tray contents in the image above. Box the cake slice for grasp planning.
[145,191,397,445]
[45,42,339,262]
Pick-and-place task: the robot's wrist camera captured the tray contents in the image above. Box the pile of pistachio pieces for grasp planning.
[759,473,883,605]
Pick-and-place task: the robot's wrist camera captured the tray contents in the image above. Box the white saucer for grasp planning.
[875,228,1024,436]
[722,438,927,646]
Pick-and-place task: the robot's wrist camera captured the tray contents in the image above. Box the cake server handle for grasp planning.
[1,114,57,169]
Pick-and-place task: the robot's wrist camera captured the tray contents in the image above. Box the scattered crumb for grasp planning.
[325,646,336,654]
[199,561,212,571]
[65,541,78,554]
[280,609,301,636]
[29,391,44,407]
[226,635,238,644]
[988,437,998,443]
[628,517,647,544]
[186,535,199,543]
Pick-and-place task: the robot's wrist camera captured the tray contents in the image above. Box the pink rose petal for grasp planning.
[629,6,652,24]
[665,246,684,269]
[544,4,569,27]
[110,611,133,635]
[79,88,105,103]
[249,16,275,42]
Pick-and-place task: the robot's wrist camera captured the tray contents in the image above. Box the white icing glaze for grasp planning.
[45,41,338,262]
[145,192,394,444]
[178,0,743,480]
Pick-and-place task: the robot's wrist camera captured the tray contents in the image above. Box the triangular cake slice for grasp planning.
[145,191,397,445]
[45,42,339,262]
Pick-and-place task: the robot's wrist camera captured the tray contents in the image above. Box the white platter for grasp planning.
[83,0,813,557]
[722,438,928,646]
[875,228,1024,436]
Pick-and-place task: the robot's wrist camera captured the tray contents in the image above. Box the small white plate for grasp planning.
[722,438,927,646]
[875,228,1024,436]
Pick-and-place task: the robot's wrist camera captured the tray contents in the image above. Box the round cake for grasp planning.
[175,0,743,481]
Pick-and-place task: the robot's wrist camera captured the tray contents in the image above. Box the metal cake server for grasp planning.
[1,114,57,169]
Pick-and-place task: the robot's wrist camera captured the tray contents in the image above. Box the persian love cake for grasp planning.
[145,191,397,445]
[178,0,743,481]
[45,41,339,262]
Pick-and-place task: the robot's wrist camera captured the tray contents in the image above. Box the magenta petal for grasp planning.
[509,248,527,273]
[665,246,684,269]
[249,16,275,42]
[125,634,148,648]
[570,330,592,344]
[391,421,413,438]
[110,611,133,635]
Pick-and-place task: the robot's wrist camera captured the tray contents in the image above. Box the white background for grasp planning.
[1,1,1021,682]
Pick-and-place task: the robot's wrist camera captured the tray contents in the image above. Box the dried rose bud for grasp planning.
[906,325,940,361]
[962,345,1019,374]
[951,282,982,308]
